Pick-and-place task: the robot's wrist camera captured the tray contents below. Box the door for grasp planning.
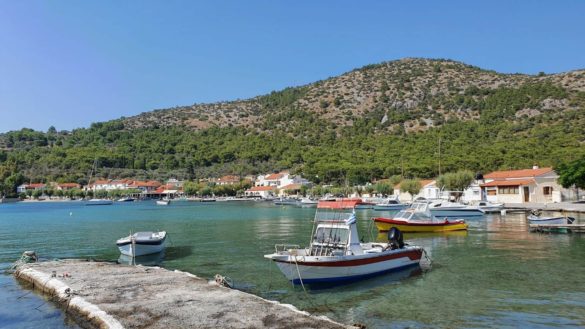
[523,186,530,202]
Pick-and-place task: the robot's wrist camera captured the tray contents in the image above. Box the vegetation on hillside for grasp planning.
[1,59,584,197]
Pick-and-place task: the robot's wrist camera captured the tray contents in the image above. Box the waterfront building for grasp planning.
[244,185,277,198]
[480,166,568,203]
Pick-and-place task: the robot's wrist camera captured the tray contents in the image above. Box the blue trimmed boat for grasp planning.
[116,231,167,257]
[264,200,424,285]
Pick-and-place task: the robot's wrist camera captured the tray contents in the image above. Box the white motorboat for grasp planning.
[85,199,113,206]
[474,201,503,213]
[117,197,135,202]
[116,231,167,257]
[427,201,485,217]
[156,199,170,206]
[298,197,318,207]
[373,197,410,211]
[264,199,425,285]
[273,197,299,206]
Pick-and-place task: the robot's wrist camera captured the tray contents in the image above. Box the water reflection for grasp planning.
[117,251,165,266]
[485,213,572,260]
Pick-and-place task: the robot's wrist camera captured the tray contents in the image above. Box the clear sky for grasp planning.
[0,1,584,133]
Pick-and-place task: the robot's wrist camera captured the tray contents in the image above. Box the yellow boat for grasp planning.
[373,209,468,233]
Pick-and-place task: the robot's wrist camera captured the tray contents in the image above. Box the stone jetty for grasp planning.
[14,259,352,329]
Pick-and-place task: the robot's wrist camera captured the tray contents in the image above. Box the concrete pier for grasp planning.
[504,202,585,213]
[14,259,351,329]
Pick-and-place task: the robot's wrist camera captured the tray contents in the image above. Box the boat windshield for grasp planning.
[312,226,349,246]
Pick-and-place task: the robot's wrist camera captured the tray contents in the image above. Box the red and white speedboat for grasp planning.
[264,199,424,284]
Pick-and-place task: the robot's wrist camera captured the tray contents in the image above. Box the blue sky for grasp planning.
[0,1,584,133]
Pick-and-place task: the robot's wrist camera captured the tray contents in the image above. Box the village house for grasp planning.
[244,185,277,199]
[16,183,46,194]
[278,183,303,196]
[247,171,312,198]
[480,166,568,204]
[55,183,81,191]
[393,179,439,202]
[127,180,161,193]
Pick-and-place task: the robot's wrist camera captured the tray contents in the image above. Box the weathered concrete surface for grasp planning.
[15,260,351,329]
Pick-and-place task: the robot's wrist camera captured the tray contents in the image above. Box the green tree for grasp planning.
[436,170,474,201]
[32,189,42,199]
[557,157,585,189]
[374,182,392,196]
[400,179,422,201]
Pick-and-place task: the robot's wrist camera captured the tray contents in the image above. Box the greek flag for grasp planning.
[345,212,357,225]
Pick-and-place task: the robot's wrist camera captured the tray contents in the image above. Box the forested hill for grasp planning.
[1,58,585,194]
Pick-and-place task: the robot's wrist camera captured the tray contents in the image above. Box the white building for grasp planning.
[244,186,277,199]
[393,179,440,202]
[480,166,567,204]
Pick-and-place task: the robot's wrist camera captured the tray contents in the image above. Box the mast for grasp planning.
[438,137,442,176]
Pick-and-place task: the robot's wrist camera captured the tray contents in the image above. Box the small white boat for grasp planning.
[528,210,575,225]
[428,201,485,217]
[298,197,318,207]
[373,198,410,211]
[273,197,299,206]
[474,201,503,213]
[156,199,170,206]
[85,199,113,206]
[117,197,135,202]
[116,231,167,257]
[265,199,425,285]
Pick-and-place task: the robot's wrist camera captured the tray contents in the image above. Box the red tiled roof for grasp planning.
[218,175,240,182]
[280,183,302,190]
[92,180,111,185]
[58,183,80,188]
[484,167,553,179]
[247,186,276,192]
[129,180,161,188]
[28,183,46,188]
[265,173,283,180]
[481,179,535,187]
[420,179,436,187]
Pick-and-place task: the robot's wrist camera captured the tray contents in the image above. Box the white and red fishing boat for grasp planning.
[264,199,425,285]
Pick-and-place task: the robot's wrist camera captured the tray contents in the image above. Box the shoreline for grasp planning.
[14,259,352,329]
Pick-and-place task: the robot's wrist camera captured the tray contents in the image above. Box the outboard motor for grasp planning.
[567,217,576,225]
[387,227,404,250]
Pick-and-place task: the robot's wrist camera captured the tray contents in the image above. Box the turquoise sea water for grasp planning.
[1,201,584,328]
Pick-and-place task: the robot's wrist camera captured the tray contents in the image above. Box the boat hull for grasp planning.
[528,215,572,225]
[374,217,468,233]
[117,242,165,257]
[85,199,113,206]
[267,247,422,284]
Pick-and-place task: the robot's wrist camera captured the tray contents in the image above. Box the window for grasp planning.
[543,186,553,195]
[487,189,497,196]
[498,186,519,194]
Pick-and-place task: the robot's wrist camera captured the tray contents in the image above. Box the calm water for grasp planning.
[1,201,584,328]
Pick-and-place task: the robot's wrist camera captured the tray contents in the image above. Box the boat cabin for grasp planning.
[310,199,364,256]
[394,209,431,222]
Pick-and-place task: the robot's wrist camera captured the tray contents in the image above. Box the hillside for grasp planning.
[1,58,585,196]
[123,58,585,134]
